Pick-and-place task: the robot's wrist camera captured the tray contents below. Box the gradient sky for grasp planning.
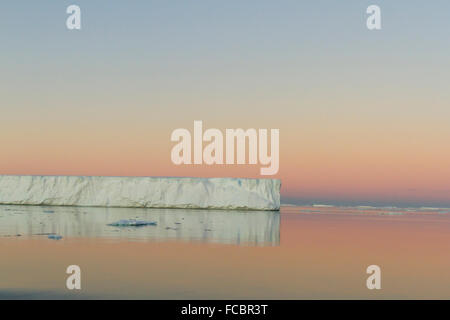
[1,1,450,207]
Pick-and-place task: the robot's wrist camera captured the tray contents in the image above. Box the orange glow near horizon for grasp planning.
[1,116,450,206]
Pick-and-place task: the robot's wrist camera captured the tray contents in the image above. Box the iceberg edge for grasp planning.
[0,175,281,211]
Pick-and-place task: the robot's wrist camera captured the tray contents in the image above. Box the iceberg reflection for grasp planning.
[0,205,280,246]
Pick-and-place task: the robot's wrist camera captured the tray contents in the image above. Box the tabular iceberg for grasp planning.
[0,175,281,211]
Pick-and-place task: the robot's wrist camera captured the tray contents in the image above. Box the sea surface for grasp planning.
[0,205,449,299]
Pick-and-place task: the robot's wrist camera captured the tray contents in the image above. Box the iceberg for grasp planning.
[0,175,281,211]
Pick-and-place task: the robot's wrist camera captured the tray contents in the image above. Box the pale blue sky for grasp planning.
[1,1,450,207]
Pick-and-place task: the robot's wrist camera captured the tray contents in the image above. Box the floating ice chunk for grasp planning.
[48,234,63,240]
[107,219,157,227]
[380,211,405,216]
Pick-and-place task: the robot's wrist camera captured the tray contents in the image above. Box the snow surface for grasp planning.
[0,175,281,211]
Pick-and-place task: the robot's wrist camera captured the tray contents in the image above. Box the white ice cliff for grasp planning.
[0,175,281,211]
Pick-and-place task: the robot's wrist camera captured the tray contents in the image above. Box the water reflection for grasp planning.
[0,205,280,246]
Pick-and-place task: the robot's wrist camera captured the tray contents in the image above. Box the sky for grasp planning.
[1,1,450,207]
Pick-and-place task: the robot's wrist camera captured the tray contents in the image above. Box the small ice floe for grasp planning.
[48,234,63,240]
[379,211,405,216]
[107,219,157,227]
[280,203,297,207]
[299,210,320,213]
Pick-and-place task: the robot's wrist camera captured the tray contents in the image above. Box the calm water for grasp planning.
[0,205,449,299]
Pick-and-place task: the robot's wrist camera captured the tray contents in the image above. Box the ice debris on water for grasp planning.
[379,211,405,216]
[48,234,63,240]
[107,219,157,227]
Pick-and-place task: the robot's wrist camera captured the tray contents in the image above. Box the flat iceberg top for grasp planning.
[0,175,281,211]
